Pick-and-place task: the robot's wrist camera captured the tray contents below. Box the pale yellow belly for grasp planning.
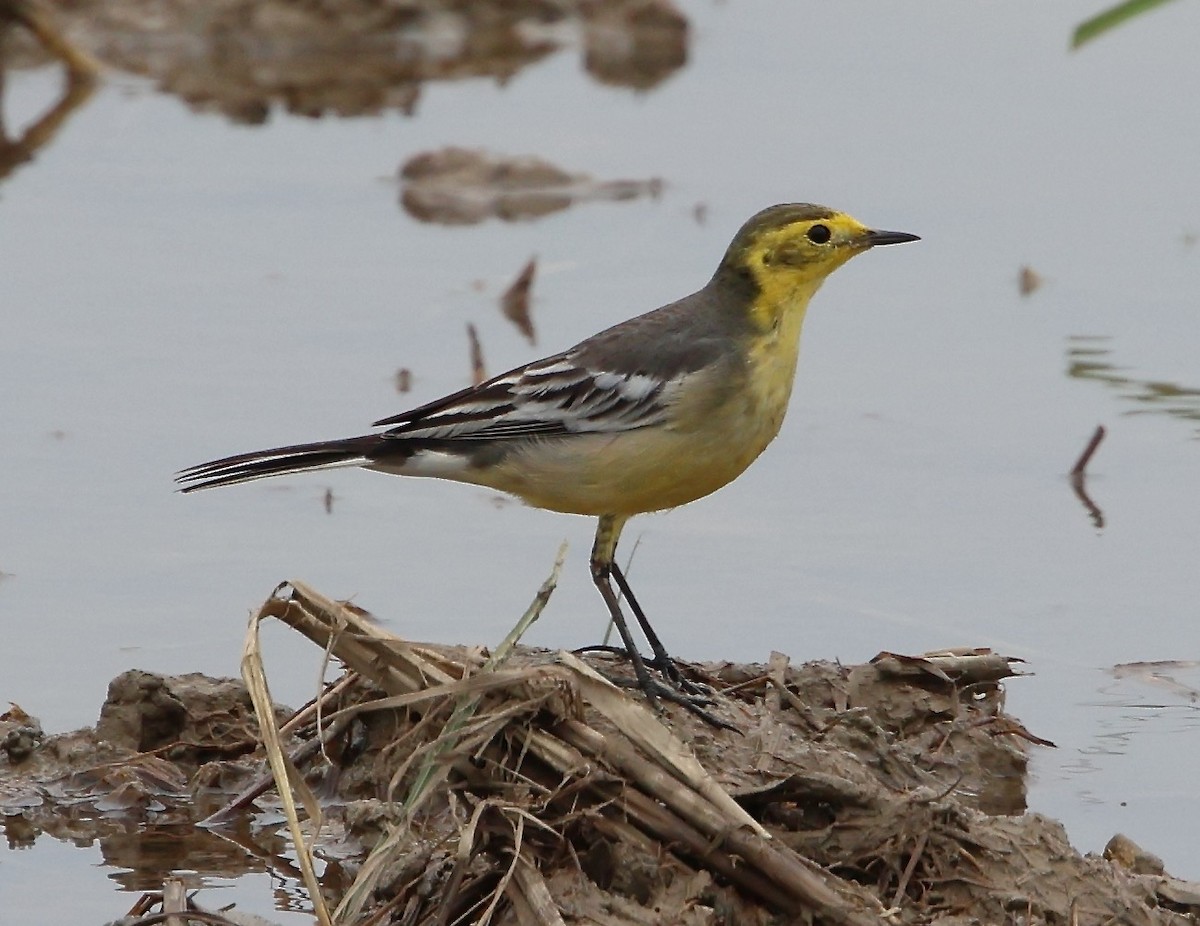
[476,378,791,516]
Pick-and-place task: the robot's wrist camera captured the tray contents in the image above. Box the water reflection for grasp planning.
[1057,662,1200,787]
[0,0,97,75]
[1109,660,1200,706]
[1066,336,1200,436]
[399,147,663,225]
[581,0,688,89]
[100,823,284,891]
[3,0,688,124]
[0,2,95,185]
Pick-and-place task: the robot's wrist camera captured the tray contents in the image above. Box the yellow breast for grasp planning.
[477,312,808,516]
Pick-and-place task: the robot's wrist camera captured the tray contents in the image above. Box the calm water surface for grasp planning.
[2,0,1198,915]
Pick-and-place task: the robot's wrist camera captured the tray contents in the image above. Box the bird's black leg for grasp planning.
[590,515,660,708]
[610,560,705,695]
[588,518,730,728]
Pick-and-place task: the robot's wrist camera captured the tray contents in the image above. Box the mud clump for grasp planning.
[94,669,276,758]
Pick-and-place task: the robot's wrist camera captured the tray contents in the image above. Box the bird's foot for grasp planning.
[602,672,737,731]
[573,644,712,694]
[573,645,733,730]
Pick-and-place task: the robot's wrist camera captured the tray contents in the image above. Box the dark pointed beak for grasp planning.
[866,229,920,247]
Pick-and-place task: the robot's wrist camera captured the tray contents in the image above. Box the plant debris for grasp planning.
[467,322,487,385]
[500,257,538,344]
[1018,264,1043,296]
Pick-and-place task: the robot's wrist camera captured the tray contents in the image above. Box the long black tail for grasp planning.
[175,435,385,492]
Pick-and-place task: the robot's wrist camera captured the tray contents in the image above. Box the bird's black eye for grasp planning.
[806,224,832,244]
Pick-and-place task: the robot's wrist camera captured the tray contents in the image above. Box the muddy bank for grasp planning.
[3,581,1198,924]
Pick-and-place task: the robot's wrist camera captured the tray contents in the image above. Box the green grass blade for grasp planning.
[1072,0,1180,49]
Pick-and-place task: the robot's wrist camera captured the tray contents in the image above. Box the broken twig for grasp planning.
[1069,425,1106,529]
[501,257,537,344]
[468,322,487,385]
[1070,424,1106,477]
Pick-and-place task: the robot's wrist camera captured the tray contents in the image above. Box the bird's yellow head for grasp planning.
[714,203,919,328]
